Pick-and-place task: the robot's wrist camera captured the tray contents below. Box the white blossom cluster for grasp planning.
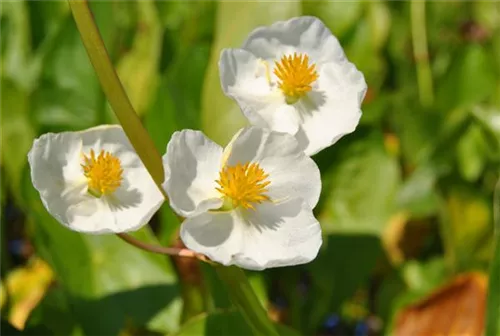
[28,17,366,270]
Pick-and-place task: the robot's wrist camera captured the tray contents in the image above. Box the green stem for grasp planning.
[485,178,500,335]
[411,0,434,108]
[67,0,165,194]
[216,266,279,336]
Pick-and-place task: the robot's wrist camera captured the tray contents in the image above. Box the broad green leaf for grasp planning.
[201,1,301,145]
[23,172,182,335]
[319,131,401,236]
[173,311,299,336]
[306,235,382,332]
[115,1,162,117]
[0,80,35,198]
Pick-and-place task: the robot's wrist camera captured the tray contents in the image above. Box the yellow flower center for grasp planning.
[215,162,271,210]
[274,52,318,104]
[81,149,123,197]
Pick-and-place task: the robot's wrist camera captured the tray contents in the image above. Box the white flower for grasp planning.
[162,126,322,270]
[28,125,164,234]
[219,16,367,156]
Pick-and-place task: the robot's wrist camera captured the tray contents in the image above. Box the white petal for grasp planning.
[219,49,301,135]
[28,125,164,233]
[79,124,139,168]
[242,16,346,64]
[225,127,321,208]
[295,62,367,155]
[104,170,163,234]
[28,131,86,226]
[180,198,322,270]
[162,130,223,217]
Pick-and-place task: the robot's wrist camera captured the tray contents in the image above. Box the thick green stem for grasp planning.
[216,266,279,336]
[68,2,277,335]
[411,0,434,108]
[67,0,165,194]
[485,178,500,335]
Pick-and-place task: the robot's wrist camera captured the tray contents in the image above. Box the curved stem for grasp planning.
[411,0,434,107]
[116,233,205,260]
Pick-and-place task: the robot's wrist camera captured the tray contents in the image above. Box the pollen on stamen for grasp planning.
[274,52,318,103]
[215,162,271,210]
[81,149,123,197]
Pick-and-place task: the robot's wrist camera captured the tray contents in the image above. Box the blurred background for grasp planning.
[1,1,499,335]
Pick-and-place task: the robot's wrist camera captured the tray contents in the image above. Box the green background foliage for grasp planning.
[1,1,499,335]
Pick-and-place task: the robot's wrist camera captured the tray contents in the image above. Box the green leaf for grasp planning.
[306,235,382,332]
[201,1,301,145]
[319,131,401,236]
[0,80,35,198]
[173,311,299,336]
[23,173,182,335]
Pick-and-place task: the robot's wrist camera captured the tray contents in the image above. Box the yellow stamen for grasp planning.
[274,52,318,103]
[81,149,123,197]
[215,162,271,210]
